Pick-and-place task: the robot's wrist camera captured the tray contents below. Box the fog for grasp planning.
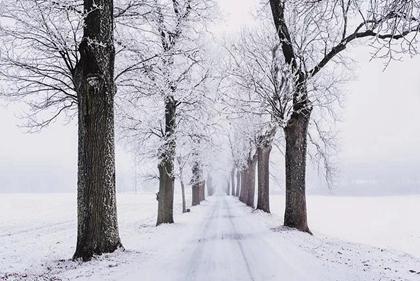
[0,0,419,195]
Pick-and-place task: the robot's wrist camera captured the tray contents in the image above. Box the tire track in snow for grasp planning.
[183,197,256,281]
[183,200,221,281]
[222,198,256,281]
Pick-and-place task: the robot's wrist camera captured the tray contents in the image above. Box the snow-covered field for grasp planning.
[0,193,419,280]
[270,194,420,258]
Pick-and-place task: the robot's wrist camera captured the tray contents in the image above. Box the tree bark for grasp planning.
[191,160,203,205]
[192,183,200,206]
[283,111,312,233]
[257,145,272,213]
[180,179,187,213]
[199,181,205,202]
[230,168,235,196]
[239,169,247,203]
[156,96,177,225]
[246,156,257,208]
[73,0,122,261]
[235,170,241,197]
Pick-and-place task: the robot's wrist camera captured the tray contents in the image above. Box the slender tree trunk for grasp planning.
[283,111,312,233]
[235,170,240,197]
[192,184,200,206]
[207,175,213,196]
[176,157,187,213]
[257,145,272,213]
[73,0,122,261]
[246,156,257,208]
[191,160,203,205]
[177,162,187,213]
[230,168,235,196]
[239,169,248,203]
[227,180,231,195]
[199,181,205,202]
[180,179,187,213]
[156,96,176,225]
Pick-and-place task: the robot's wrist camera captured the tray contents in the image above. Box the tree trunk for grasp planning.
[246,156,257,208]
[191,160,203,205]
[156,96,177,225]
[207,175,213,196]
[176,157,187,213]
[235,170,240,197]
[283,111,311,233]
[227,180,231,195]
[192,183,200,206]
[230,168,235,196]
[180,180,186,213]
[257,145,272,213]
[73,0,122,261]
[199,181,205,202]
[239,169,247,203]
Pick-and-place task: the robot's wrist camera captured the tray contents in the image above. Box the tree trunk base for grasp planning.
[73,241,124,261]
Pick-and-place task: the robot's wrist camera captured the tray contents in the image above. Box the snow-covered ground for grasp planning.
[270,194,420,258]
[0,193,419,280]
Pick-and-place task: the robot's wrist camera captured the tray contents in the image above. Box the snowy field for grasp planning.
[0,193,420,280]
[270,194,420,258]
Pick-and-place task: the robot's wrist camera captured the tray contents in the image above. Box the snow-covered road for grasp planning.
[115,196,326,281]
[139,196,331,281]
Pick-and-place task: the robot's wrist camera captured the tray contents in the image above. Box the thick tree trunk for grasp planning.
[257,145,272,213]
[156,96,177,225]
[230,168,235,196]
[246,156,257,208]
[235,170,240,197]
[73,0,122,261]
[157,160,174,224]
[283,111,311,233]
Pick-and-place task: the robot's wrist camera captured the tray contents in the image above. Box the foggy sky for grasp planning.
[0,0,419,194]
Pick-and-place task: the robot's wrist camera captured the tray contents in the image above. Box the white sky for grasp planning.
[0,0,419,193]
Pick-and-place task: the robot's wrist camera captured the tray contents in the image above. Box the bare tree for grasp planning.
[0,0,140,260]
[0,0,158,260]
[72,0,124,260]
[223,24,293,211]
[227,118,259,208]
[146,0,212,225]
[268,0,420,232]
[117,0,215,224]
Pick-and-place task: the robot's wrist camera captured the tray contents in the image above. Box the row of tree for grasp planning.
[219,0,420,235]
[0,0,419,261]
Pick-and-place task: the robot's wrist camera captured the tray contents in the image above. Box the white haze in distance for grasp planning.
[0,0,419,194]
